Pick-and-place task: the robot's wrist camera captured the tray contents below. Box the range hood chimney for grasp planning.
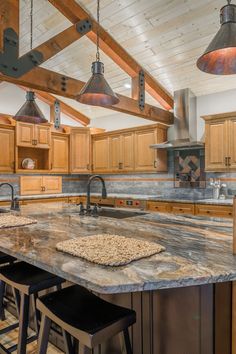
[151,88,204,149]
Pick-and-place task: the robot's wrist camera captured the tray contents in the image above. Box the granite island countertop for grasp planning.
[0,202,235,294]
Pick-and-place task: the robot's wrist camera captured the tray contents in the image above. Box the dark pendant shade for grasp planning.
[76,61,119,106]
[197,2,236,75]
[13,91,47,124]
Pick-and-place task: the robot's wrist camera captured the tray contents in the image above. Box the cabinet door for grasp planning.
[20,176,42,195]
[51,134,69,173]
[0,128,14,172]
[92,136,109,172]
[70,129,91,173]
[109,134,122,171]
[42,176,62,194]
[134,128,157,171]
[121,132,134,171]
[16,122,35,147]
[205,120,228,171]
[228,119,236,169]
[35,125,51,148]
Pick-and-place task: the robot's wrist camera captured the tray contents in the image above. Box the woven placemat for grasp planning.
[0,215,37,229]
[56,234,165,266]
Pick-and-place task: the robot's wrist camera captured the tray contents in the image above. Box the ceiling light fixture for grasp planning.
[76,0,119,106]
[197,0,236,75]
[13,0,47,124]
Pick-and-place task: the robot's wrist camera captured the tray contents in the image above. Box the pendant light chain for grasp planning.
[30,0,33,50]
[227,0,231,4]
[96,0,100,61]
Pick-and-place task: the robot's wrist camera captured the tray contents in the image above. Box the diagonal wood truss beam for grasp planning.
[19,85,90,126]
[0,0,173,125]
[48,0,174,110]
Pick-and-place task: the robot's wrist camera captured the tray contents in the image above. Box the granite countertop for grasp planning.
[0,202,235,294]
[0,192,233,205]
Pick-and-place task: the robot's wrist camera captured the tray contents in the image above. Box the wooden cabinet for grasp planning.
[70,128,91,173]
[108,132,134,172]
[92,124,167,173]
[169,202,195,215]
[147,201,170,213]
[195,204,233,218]
[0,127,14,172]
[20,176,62,195]
[51,133,69,173]
[203,113,236,171]
[92,136,109,172]
[16,122,50,148]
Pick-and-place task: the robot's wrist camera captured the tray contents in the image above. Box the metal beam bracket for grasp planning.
[139,70,145,111]
[54,100,61,129]
[0,28,44,78]
[76,19,92,35]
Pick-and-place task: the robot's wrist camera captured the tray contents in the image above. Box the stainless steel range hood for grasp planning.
[151,88,204,149]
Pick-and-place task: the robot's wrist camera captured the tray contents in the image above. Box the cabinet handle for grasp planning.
[225,157,228,166]
[32,139,35,146]
[118,162,123,170]
[35,139,38,145]
[91,164,94,170]
[87,164,90,170]
[154,160,157,168]
[228,157,231,166]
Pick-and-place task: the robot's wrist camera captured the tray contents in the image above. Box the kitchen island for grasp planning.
[0,202,234,354]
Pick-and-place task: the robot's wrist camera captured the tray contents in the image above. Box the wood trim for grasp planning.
[91,123,167,138]
[202,111,236,121]
[0,0,19,52]
[48,0,174,110]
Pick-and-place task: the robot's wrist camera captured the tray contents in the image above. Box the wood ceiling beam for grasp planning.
[0,68,173,125]
[48,0,174,110]
[19,85,90,126]
[0,0,19,52]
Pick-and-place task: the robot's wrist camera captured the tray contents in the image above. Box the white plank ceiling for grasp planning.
[19,0,236,119]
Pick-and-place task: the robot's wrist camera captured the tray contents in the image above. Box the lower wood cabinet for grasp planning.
[20,176,62,195]
[170,202,195,215]
[0,127,14,172]
[195,204,233,218]
[147,201,170,213]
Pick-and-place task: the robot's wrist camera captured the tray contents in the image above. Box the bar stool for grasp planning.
[37,284,136,354]
[0,261,65,354]
[0,251,16,321]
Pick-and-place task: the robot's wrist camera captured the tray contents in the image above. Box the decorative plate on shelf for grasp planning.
[21,158,35,170]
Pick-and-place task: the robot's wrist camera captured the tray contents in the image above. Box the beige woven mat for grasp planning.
[56,234,165,266]
[0,215,37,229]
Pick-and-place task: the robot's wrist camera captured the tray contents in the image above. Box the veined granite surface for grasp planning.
[0,202,235,294]
[0,192,232,205]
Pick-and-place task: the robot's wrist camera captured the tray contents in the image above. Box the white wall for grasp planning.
[197,88,236,140]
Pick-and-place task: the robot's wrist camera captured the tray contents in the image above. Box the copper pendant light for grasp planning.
[76,0,119,106]
[13,0,47,124]
[197,0,236,75]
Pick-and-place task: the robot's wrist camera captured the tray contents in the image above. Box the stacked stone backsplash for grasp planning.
[0,151,236,199]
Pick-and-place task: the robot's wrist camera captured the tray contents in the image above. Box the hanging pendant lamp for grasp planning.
[13,0,47,124]
[76,0,119,106]
[197,0,236,75]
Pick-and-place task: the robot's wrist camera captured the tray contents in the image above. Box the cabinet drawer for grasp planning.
[170,203,195,215]
[68,197,86,204]
[90,197,115,206]
[195,204,233,218]
[146,201,170,213]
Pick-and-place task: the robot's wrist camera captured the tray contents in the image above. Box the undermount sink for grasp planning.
[96,208,148,219]
[0,208,10,214]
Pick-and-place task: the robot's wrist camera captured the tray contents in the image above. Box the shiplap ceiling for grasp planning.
[19,0,236,119]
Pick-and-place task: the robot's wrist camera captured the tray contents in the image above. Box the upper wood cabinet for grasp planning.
[92,124,167,173]
[0,127,15,172]
[92,136,109,172]
[70,128,91,173]
[51,133,69,173]
[203,113,236,171]
[16,122,51,148]
[20,176,62,195]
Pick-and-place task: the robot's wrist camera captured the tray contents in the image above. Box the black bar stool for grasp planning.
[0,251,16,321]
[37,284,136,354]
[0,261,65,354]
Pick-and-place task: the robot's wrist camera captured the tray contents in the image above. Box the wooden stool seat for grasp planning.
[0,261,63,294]
[37,285,136,353]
